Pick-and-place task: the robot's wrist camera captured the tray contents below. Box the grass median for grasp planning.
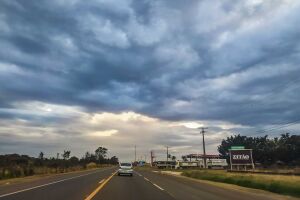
[182,170,300,198]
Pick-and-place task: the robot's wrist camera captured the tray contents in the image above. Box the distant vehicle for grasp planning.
[207,159,228,169]
[118,162,133,176]
[175,161,199,169]
[173,159,227,169]
[154,161,176,169]
[138,161,146,166]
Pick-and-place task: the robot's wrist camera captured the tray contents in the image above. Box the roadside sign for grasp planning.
[230,146,245,150]
[229,149,255,170]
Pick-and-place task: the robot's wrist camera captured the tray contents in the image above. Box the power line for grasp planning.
[239,76,300,134]
[240,76,300,110]
[256,118,300,133]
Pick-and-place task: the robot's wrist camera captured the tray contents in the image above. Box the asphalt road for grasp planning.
[0,167,116,200]
[0,167,296,200]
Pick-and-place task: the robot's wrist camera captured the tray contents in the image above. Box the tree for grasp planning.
[62,150,71,160]
[171,156,176,161]
[218,134,300,166]
[276,133,300,164]
[109,156,119,165]
[69,156,79,165]
[182,156,188,161]
[85,151,91,160]
[84,151,97,163]
[38,152,44,160]
[95,147,107,163]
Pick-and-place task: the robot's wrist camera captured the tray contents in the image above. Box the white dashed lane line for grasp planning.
[98,179,105,184]
[136,171,165,192]
[153,183,164,191]
[134,171,143,177]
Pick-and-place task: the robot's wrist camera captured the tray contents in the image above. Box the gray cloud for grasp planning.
[0,0,300,158]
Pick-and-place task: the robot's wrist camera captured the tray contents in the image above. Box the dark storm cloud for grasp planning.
[0,0,300,129]
[9,35,49,54]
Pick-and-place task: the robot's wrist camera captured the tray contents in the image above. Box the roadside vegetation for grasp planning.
[218,133,300,167]
[182,170,300,198]
[0,146,119,180]
[154,133,300,197]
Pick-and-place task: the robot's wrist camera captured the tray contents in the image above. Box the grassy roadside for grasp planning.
[182,170,300,198]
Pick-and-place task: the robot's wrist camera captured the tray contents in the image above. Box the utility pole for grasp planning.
[134,145,136,163]
[166,146,169,169]
[150,150,154,167]
[199,127,208,168]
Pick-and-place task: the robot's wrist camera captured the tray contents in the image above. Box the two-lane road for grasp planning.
[0,168,297,200]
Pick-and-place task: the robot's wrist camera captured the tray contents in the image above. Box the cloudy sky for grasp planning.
[0,0,300,161]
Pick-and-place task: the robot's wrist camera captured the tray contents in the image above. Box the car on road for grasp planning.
[118,162,133,176]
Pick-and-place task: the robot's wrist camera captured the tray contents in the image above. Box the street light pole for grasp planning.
[199,127,208,168]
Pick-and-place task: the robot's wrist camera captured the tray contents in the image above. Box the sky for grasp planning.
[0,0,300,161]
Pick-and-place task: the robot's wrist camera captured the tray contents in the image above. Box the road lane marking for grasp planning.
[153,183,164,191]
[134,171,142,177]
[0,169,111,198]
[98,179,105,184]
[85,171,117,200]
[144,177,149,181]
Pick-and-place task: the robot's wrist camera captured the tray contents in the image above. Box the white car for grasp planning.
[118,162,133,176]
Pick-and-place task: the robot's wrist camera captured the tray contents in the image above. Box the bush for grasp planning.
[86,162,97,169]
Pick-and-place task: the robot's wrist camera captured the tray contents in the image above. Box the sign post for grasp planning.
[229,148,254,171]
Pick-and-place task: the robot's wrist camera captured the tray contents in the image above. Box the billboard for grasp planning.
[229,149,253,165]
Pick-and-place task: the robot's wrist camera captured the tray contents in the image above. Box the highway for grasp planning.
[0,167,296,200]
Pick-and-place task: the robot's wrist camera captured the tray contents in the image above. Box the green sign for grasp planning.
[230,146,245,150]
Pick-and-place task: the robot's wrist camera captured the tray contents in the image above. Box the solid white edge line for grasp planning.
[144,177,150,181]
[0,168,111,198]
[153,183,164,191]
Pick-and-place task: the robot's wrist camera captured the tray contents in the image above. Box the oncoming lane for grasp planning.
[0,167,116,200]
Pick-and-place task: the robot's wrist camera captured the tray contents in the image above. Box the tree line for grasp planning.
[0,146,119,180]
[218,133,300,166]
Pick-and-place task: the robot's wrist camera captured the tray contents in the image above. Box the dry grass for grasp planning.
[182,170,300,198]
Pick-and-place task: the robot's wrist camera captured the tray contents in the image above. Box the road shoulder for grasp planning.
[145,170,299,200]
